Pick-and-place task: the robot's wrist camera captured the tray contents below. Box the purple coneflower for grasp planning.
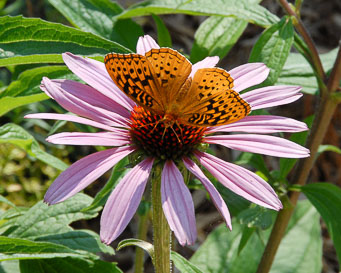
[26,35,309,246]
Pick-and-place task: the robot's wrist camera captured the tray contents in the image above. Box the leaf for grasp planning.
[0,15,130,66]
[0,123,68,171]
[35,230,114,255]
[237,206,275,230]
[171,251,204,273]
[117,239,154,259]
[249,17,294,86]
[0,196,17,209]
[317,144,341,156]
[190,200,322,273]
[151,14,172,47]
[278,48,339,95]
[0,261,19,273]
[234,152,271,179]
[302,183,341,265]
[116,0,279,28]
[3,193,99,238]
[82,157,130,212]
[47,0,143,50]
[19,258,123,273]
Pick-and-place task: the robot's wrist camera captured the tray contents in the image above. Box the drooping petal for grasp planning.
[228,63,270,92]
[47,132,130,147]
[42,79,130,118]
[136,35,160,55]
[206,115,308,134]
[161,160,196,246]
[44,146,135,204]
[190,56,219,78]
[25,113,121,132]
[62,52,135,111]
[182,157,231,230]
[41,77,129,127]
[100,157,154,245]
[241,85,302,110]
[195,151,282,210]
[205,134,310,158]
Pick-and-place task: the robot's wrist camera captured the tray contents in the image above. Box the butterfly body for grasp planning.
[105,48,251,128]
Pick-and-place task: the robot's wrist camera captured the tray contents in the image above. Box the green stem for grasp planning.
[151,165,171,273]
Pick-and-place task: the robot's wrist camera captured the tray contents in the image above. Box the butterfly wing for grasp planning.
[178,68,251,126]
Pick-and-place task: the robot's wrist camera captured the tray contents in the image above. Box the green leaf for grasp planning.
[234,152,271,179]
[278,48,339,95]
[237,206,275,230]
[117,239,154,260]
[116,0,279,28]
[249,17,294,86]
[19,258,123,273]
[0,123,68,171]
[302,183,341,265]
[237,226,256,255]
[35,230,114,255]
[190,200,322,273]
[151,14,172,47]
[171,251,204,273]
[318,144,341,156]
[82,157,130,212]
[3,193,99,238]
[0,196,17,209]
[0,15,130,66]
[47,0,143,51]
[0,261,20,273]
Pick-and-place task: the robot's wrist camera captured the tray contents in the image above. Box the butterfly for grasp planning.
[104,48,251,128]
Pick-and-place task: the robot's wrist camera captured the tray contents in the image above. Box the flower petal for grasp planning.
[241,85,302,110]
[44,146,135,204]
[100,157,154,245]
[136,35,160,55]
[62,52,135,111]
[182,157,231,230]
[41,77,129,127]
[43,79,130,118]
[207,115,308,134]
[195,151,282,210]
[228,63,270,92]
[205,134,310,158]
[25,113,120,132]
[47,132,130,146]
[161,160,196,246]
[190,56,219,78]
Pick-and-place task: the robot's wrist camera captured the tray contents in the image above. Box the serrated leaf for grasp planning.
[302,183,341,265]
[0,15,130,66]
[190,200,322,273]
[249,17,294,86]
[35,230,114,255]
[116,0,279,28]
[19,258,122,273]
[0,123,68,171]
[3,194,99,238]
[151,14,172,47]
[171,251,204,273]
[278,48,339,95]
[47,0,143,50]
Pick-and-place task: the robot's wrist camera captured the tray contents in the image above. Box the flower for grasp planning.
[25,35,309,246]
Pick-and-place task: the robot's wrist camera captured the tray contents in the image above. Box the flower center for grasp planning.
[129,106,207,160]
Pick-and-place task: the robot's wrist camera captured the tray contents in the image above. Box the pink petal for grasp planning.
[44,146,135,204]
[62,53,135,111]
[182,157,231,230]
[47,132,130,146]
[190,56,219,78]
[136,35,160,55]
[43,79,130,118]
[228,63,270,92]
[195,151,282,210]
[41,77,129,127]
[241,85,302,110]
[100,157,154,245]
[205,134,310,158]
[161,160,196,246]
[207,115,308,134]
[25,113,121,132]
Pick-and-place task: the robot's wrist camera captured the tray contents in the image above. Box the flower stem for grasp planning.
[151,165,171,273]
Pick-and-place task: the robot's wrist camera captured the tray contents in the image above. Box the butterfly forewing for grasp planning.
[105,53,164,113]
[179,68,251,126]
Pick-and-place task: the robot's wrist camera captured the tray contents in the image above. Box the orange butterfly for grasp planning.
[105,48,251,128]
